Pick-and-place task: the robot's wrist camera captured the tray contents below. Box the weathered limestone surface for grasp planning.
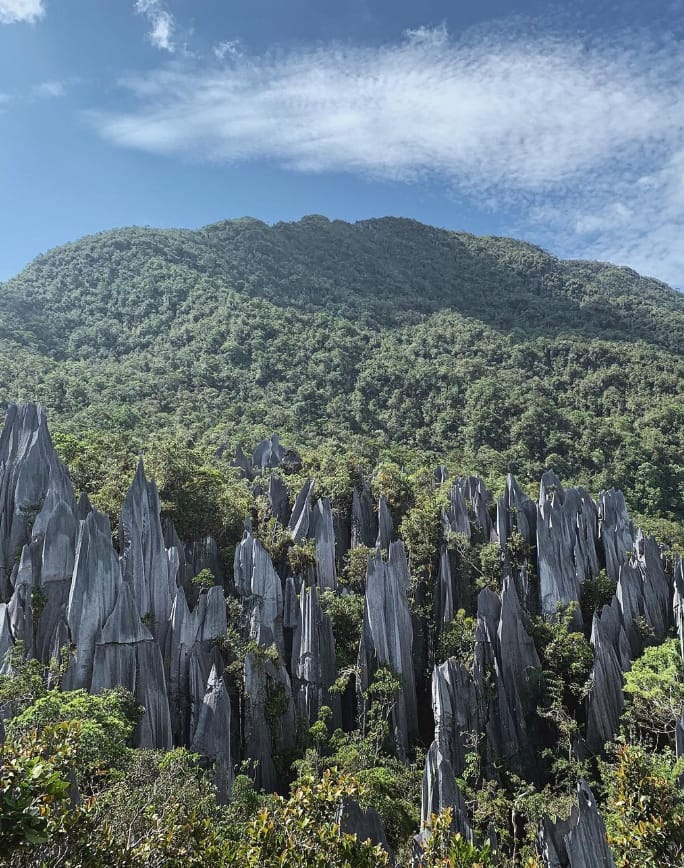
[252,435,284,472]
[635,529,671,642]
[337,798,394,862]
[497,576,542,751]
[0,602,13,673]
[420,741,472,838]
[538,781,615,867]
[351,481,377,548]
[244,651,296,793]
[537,487,580,620]
[442,482,470,539]
[585,612,624,755]
[232,443,255,480]
[0,404,71,601]
[268,474,290,526]
[458,476,495,542]
[434,545,456,625]
[358,542,418,754]
[64,510,122,691]
[91,582,172,749]
[235,534,284,653]
[120,459,175,648]
[291,585,341,728]
[617,558,647,659]
[674,559,684,664]
[377,495,395,550]
[472,590,520,767]
[598,490,634,585]
[289,479,314,543]
[310,497,337,590]
[432,657,479,776]
[166,583,227,745]
[497,474,537,547]
[190,664,234,801]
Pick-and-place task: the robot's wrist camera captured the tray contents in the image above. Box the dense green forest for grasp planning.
[0,217,683,867]
[0,216,682,524]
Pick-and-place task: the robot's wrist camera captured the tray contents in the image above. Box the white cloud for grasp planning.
[32,79,65,98]
[213,39,241,61]
[0,0,44,24]
[135,0,174,53]
[91,24,684,285]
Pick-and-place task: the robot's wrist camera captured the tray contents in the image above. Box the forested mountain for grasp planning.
[1,219,684,866]
[0,216,682,523]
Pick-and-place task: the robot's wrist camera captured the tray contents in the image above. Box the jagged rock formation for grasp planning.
[310,498,337,590]
[244,650,296,792]
[497,474,537,547]
[537,477,600,623]
[598,490,634,585]
[538,780,615,867]
[351,480,377,548]
[414,741,472,860]
[190,664,234,801]
[431,657,479,776]
[337,798,394,862]
[358,542,418,755]
[291,585,341,727]
[268,474,291,526]
[234,532,284,654]
[585,611,624,754]
[0,402,680,856]
[674,559,684,664]
[91,582,172,749]
[377,495,395,550]
[121,459,175,648]
[289,479,314,543]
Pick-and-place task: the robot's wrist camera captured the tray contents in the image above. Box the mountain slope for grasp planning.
[0,216,682,519]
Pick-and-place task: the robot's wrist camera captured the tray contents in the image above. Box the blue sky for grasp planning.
[1,1,683,286]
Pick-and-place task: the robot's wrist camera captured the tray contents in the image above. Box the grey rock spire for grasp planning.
[358,541,418,754]
[538,780,615,867]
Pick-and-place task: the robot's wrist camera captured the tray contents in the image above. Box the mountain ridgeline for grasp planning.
[0,215,682,526]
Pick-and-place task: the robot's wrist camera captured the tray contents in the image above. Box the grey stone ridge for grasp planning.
[538,780,615,867]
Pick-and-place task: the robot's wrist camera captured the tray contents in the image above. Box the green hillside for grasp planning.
[0,215,682,520]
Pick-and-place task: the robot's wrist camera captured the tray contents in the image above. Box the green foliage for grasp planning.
[436,610,477,668]
[601,743,684,868]
[622,639,684,744]
[0,722,77,852]
[418,808,496,867]
[400,482,447,604]
[532,605,593,753]
[6,687,142,781]
[0,643,48,711]
[191,568,216,591]
[320,589,365,669]
[1,218,683,523]
[239,769,389,867]
[579,569,617,623]
[340,546,374,594]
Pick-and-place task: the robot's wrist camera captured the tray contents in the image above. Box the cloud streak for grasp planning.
[135,0,174,53]
[91,25,684,285]
[0,0,44,24]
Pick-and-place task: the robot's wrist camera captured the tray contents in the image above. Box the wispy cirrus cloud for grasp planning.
[90,24,684,285]
[32,79,65,98]
[0,0,44,24]
[135,0,174,53]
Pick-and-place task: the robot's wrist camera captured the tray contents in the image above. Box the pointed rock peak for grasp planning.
[100,582,152,645]
[539,470,565,508]
[377,494,395,550]
[477,586,501,625]
[77,492,93,520]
